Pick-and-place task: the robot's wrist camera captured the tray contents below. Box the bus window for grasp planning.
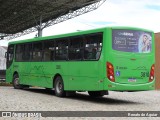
[15,44,24,61]
[55,39,68,60]
[6,45,14,68]
[84,33,102,60]
[43,40,55,61]
[69,36,83,60]
[22,43,32,61]
[32,42,43,61]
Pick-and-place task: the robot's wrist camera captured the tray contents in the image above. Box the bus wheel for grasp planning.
[54,76,66,97]
[88,91,104,97]
[13,74,23,89]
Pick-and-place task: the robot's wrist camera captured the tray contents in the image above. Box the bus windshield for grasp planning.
[112,29,152,53]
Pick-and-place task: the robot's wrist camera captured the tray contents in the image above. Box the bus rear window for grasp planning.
[112,29,152,53]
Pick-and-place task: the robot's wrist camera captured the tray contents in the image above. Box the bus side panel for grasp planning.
[6,66,13,83]
[20,62,69,89]
[46,62,70,89]
[12,62,28,85]
[20,62,54,88]
[66,61,103,91]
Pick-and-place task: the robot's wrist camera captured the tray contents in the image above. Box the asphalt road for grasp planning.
[0,86,160,119]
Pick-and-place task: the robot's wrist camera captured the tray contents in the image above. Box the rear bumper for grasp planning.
[104,78,155,91]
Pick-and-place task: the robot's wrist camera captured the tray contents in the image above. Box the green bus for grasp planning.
[6,27,155,97]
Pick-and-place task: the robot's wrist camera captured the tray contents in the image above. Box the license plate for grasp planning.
[128,78,136,82]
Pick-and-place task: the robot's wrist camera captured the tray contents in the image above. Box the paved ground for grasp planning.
[0,86,160,119]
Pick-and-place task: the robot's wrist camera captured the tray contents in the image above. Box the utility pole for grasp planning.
[38,15,42,37]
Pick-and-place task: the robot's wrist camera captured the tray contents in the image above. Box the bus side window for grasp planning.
[55,39,68,61]
[84,33,102,60]
[15,44,24,61]
[96,42,102,59]
[69,36,83,60]
[32,42,42,61]
[43,40,55,61]
[22,44,32,61]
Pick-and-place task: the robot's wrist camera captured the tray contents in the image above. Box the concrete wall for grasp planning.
[0,46,7,70]
[155,33,160,89]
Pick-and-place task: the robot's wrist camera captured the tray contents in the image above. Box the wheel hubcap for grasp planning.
[56,81,62,93]
[14,78,19,86]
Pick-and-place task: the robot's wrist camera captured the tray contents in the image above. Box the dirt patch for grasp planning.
[0,82,12,86]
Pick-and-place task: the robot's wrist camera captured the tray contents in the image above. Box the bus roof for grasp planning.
[8,26,154,45]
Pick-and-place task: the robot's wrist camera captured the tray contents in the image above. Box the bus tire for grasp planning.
[88,91,104,97]
[23,85,30,89]
[54,76,66,97]
[66,91,76,97]
[13,74,23,89]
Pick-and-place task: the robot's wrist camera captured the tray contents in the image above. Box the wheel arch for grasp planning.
[53,73,62,88]
[12,71,19,81]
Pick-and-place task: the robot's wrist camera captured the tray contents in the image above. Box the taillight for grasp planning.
[149,64,154,82]
[107,62,115,82]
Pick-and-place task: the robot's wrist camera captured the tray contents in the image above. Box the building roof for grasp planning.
[0,0,105,40]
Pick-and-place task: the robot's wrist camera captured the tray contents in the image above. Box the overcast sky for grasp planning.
[1,0,160,46]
